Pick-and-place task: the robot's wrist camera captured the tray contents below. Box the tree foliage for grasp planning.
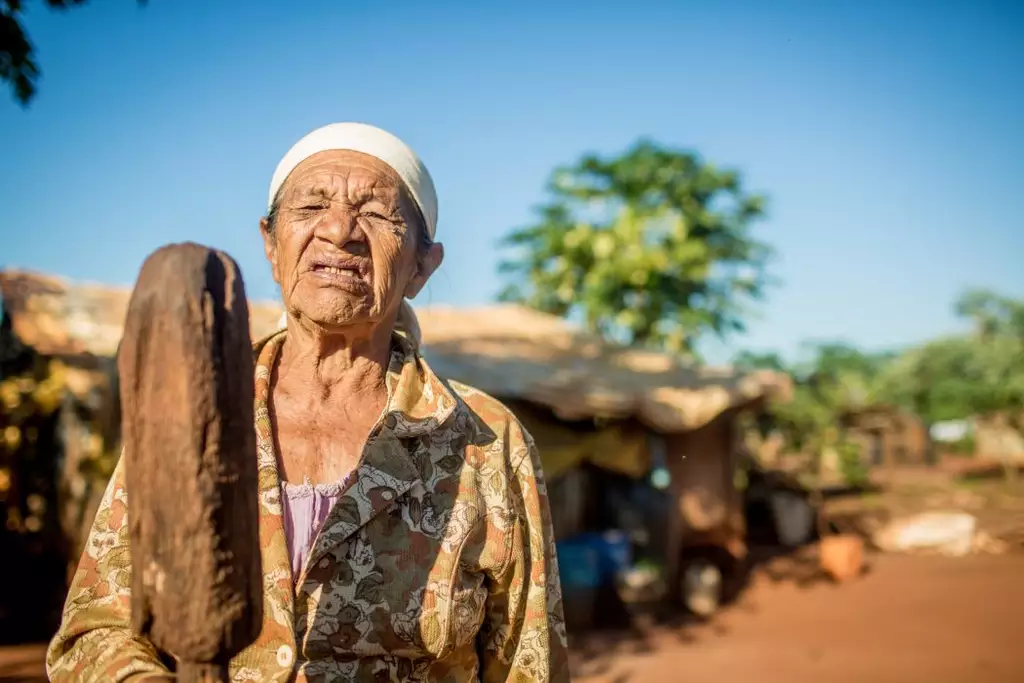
[498,140,774,357]
[954,288,1024,339]
[2,0,145,106]
[876,289,1024,427]
[736,343,891,482]
[737,289,1024,480]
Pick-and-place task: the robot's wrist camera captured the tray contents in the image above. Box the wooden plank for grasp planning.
[118,244,262,682]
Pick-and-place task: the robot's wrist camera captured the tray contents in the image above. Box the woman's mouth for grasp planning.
[313,265,356,276]
[308,262,370,289]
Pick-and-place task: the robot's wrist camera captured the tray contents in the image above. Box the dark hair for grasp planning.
[264,186,284,236]
[263,188,433,265]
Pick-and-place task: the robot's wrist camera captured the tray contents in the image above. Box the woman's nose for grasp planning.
[315,207,365,248]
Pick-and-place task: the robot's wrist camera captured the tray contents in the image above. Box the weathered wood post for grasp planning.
[118,243,263,682]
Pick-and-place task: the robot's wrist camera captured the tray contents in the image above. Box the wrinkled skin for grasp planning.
[259,149,444,485]
[261,150,441,332]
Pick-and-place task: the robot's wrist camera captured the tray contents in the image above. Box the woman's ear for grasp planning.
[404,242,444,299]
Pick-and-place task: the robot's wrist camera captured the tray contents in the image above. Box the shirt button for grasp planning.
[276,644,295,668]
[382,490,394,501]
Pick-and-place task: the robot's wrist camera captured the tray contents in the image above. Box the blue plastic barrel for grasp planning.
[557,531,633,589]
[556,536,603,590]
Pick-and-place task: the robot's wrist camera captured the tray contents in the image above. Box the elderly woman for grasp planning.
[47,123,569,682]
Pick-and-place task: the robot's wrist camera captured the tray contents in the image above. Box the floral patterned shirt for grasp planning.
[46,330,569,682]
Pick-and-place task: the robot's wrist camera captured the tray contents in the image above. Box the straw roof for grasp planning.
[416,304,791,434]
[0,269,284,358]
[1,269,790,433]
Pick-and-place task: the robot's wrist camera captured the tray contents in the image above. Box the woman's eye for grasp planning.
[362,211,388,221]
[300,204,326,212]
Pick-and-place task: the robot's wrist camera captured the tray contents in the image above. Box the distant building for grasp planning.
[841,405,933,467]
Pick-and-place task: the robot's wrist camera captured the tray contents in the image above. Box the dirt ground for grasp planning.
[3,553,1022,683]
[570,552,1024,683]
[570,467,1024,683]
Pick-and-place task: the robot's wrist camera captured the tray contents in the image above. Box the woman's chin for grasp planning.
[290,305,384,332]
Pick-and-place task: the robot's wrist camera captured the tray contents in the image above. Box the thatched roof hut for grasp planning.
[0,268,791,500]
[0,268,285,358]
[1,269,790,436]
[1,267,794,628]
[417,304,791,435]
[413,304,794,564]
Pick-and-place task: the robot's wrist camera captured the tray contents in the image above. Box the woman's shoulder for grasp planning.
[444,378,522,431]
[442,379,536,468]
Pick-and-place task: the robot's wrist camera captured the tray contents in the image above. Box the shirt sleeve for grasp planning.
[46,457,172,682]
[478,420,571,683]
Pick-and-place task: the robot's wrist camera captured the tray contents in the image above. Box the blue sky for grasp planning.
[1,0,1021,364]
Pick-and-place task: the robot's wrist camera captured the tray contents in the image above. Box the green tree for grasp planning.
[874,338,974,425]
[954,288,1024,339]
[736,342,893,484]
[877,289,1024,423]
[876,289,1024,478]
[2,0,145,106]
[737,290,1024,481]
[498,140,774,357]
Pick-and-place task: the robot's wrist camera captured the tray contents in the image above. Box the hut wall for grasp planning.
[661,411,746,573]
[847,409,931,468]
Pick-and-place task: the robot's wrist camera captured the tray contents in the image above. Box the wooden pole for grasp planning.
[118,243,263,682]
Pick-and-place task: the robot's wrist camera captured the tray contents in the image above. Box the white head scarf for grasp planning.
[270,123,433,346]
[267,122,438,240]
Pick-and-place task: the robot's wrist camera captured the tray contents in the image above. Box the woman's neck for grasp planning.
[276,320,393,402]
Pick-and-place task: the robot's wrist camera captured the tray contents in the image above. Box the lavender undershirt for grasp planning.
[280,473,356,580]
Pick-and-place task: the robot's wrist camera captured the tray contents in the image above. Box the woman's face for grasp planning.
[261,150,441,331]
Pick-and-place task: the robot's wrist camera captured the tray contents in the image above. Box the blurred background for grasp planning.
[1,1,1022,681]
